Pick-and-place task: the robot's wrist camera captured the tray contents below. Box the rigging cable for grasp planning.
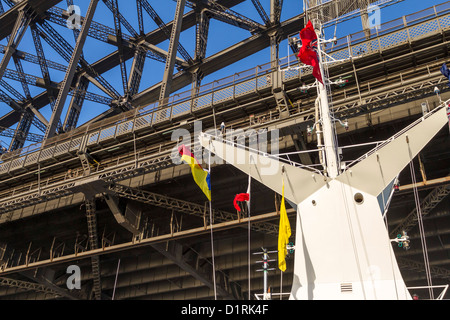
[208,149,217,300]
[112,258,121,300]
[409,160,434,299]
[247,160,253,299]
[381,178,400,300]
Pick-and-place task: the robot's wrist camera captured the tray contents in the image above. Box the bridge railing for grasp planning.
[0,2,449,179]
[0,137,181,204]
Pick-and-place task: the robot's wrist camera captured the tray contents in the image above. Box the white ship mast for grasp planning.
[314,22,340,178]
[199,1,450,300]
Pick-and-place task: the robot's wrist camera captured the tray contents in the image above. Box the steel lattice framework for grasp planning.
[0,0,449,301]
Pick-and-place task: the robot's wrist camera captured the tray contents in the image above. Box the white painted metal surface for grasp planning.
[200,102,448,299]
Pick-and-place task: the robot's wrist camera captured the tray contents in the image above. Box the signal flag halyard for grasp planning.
[179,145,211,201]
[278,179,291,272]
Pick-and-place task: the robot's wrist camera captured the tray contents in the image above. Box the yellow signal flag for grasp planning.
[179,145,211,201]
[278,180,291,272]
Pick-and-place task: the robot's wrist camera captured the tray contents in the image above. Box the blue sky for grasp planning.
[0,0,448,149]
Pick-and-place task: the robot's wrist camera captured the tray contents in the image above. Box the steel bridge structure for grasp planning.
[0,0,449,300]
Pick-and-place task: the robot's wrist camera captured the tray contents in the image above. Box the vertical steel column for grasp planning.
[251,0,270,25]
[127,46,146,97]
[269,0,290,115]
[0,6,35,149]
[9,53,33,149]
[44,0,100,140]
[139,0,192,64]
[0,9,32,81]
[195,10,210,62]
[111,0,129,95]
[85,198,102,300]
[159,0,187,102]
[0,82,41,150]
[30,25,54,96]
[62,0,89,132]
[137,0,144,35]
[360,0,372,39]
[63,76,89,131]
[269,0,281,69]
[191,10,210,90]
[34,19,75,111]
[9,112,33,150]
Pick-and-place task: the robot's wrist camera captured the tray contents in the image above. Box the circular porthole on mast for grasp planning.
[354,193,364,204]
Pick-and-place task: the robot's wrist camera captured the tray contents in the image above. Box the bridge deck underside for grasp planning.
[0,1,449,300]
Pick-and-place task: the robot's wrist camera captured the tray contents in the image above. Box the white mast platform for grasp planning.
[199,17,450,299]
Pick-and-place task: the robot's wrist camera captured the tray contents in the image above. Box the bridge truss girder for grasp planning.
[0,0,289,143]
[0,0,450,300]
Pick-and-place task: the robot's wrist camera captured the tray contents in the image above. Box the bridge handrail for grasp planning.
[0,3,449,178]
